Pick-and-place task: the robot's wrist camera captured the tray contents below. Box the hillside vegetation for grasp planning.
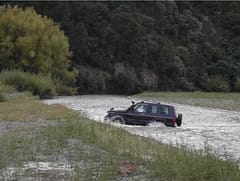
[1,2,240,94]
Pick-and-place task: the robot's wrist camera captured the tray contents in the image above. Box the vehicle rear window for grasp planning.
[159,105,170,115]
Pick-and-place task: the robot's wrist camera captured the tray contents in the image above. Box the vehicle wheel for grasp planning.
[176,114,182,127]
[144,123,149,126]
[110,116,125,124]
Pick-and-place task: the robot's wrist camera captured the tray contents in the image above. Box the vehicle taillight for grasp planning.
[173,118,176,125]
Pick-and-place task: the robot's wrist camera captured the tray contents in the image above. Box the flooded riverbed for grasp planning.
[43,95,240,161]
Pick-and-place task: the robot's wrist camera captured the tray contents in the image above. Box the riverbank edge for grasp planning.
[135,91,240,111]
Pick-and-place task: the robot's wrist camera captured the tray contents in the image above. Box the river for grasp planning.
[43,95,240,162]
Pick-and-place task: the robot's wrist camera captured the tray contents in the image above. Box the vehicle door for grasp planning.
[125,103,148,125]
[145,104,160,123]
[158,105,174,126]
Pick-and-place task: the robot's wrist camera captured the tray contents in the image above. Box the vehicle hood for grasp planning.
[108,109,125,113]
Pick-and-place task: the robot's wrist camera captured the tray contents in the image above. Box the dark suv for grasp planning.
[104,101,182,127]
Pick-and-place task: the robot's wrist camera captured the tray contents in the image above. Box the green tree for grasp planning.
[0,5,75,89]
[4,2,240,93]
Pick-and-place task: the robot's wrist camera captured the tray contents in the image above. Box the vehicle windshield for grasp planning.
[133,104,147,113]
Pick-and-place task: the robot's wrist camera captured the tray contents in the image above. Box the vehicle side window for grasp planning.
[160,106,169,115]
[133,104,147,113]
[148,105,158,114]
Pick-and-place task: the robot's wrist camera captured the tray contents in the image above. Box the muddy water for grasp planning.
[43,95,240,161]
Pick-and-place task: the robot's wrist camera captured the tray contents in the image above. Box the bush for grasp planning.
[0,70,56,99]
[176,77,195,91]
[234,79,240,91]
[55,83,76,96]
[0,93,5,102]
[207,77,230,92]
[77,66,111,94]
[0,88,5,102]
[0,82,15,102]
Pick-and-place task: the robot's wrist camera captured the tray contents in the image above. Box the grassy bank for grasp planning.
[136,91,240,111]
[0,95,69,121]
[0,96,240,180]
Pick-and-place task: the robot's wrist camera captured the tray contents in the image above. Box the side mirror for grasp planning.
[110,107,114,111]
[131,101,135,105]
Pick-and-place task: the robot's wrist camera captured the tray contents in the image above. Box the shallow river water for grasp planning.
[43,95,240,162]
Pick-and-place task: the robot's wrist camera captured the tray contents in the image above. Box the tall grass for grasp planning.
[0,96,70,121]
[55,83,76,96]
[0,94,4,102]
[0,82,15,102]
[1,117,240,180]
[0,86,5,102]
[0,70,56,99]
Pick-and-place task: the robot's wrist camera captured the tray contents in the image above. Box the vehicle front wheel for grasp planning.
[110,116,125,124]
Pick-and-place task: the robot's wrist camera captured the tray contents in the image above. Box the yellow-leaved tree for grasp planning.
[0,5,76,94]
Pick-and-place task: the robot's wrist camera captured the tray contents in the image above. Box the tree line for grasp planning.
[1,1,240,94]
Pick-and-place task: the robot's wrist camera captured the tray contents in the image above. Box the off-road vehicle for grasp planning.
[104,101,182,127]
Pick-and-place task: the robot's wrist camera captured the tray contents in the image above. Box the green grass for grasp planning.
[0,96,240,180]
[0,96,69,121]
[136,91,240,111]
[0,82,15,102]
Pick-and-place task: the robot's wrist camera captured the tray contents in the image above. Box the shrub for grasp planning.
[207,77,230,92]
[176,77,195,91]
[0,93,4,102]
[55,83,76,96]
[0,82,15,102]
[77,66,111,94]
[0,70,56,99]
[111,72,143,94]
[234,79,240,91]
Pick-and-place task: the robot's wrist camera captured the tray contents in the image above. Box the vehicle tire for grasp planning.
[176,114,182,127]
[110,116,125,124]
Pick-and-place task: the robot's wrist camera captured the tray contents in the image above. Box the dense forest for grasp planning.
[1,1,240,95]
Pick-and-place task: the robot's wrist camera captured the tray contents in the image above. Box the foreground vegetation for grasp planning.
[0,95,240,180]
[136,91,240,111]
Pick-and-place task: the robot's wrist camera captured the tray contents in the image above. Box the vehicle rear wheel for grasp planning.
[176,114,182,127]
[110,116,125,124]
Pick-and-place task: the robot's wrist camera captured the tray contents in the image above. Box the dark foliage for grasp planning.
[2,1,240,94]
